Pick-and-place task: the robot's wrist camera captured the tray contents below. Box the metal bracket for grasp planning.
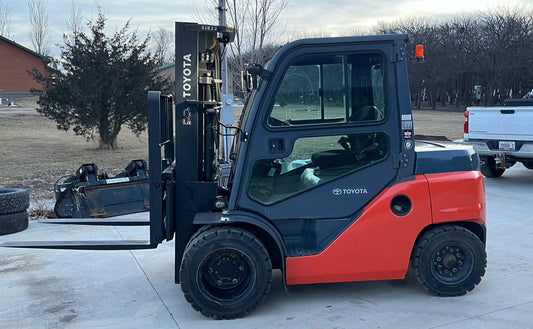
[393,153,409,168]
[391,46,405,63]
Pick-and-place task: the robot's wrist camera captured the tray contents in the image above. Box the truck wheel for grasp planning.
[0,210,29,235]
[522,161,533,169]
[180,226,272,319]
[411,225,486,296]
[0,188,30,215]
[480,157,505,177]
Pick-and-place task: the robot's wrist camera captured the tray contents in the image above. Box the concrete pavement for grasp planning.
[1,164,533,328]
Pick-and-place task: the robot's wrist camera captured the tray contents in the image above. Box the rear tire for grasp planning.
[480,156,505,177]
[180,226,272,319]
[0,210,29,235]
[522,161,533,169]
[411,225,486,296]
[0,188,30,215]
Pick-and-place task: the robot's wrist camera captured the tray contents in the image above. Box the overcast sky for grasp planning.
[2,0,531,57]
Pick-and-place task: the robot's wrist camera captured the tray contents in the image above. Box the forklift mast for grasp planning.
[167,22,235,268]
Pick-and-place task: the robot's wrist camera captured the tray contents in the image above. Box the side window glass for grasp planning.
[248,132,388,205]
[267,52,385,128]
[270,64,320,124]
[348,54,385,122]
[323,63,345,121]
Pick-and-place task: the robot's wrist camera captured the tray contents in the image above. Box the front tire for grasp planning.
[411,225,486,296]
[180,226,272,319]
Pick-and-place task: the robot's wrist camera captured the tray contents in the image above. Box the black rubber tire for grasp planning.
[411,225,486,296]
[522,161,533,169]
[0,188,30,215]
[184,224,216,251]
[180,226,272,319]
[0,210,29,235]
[480,156,505,178]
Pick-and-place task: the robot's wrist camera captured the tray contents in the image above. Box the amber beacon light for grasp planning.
[415,44,425,62]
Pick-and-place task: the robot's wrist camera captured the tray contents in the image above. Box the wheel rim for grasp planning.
[198,248,255,304]
[431,243,474,284]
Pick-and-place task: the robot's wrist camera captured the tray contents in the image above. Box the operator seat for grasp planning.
[310,105,383,169]
[349,105,383,122]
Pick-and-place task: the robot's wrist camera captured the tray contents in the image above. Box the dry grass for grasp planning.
[0,98,465,218]
[0,114,148,181]
[412,108,465,141]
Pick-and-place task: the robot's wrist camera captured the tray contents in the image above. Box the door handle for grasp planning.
[269,138,285,154]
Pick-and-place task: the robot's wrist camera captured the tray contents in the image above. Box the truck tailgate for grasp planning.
[467,106,533,141]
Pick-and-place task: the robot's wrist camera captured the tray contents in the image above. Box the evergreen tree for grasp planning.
[33,11,172,149]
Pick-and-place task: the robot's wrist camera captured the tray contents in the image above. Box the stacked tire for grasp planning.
[0,188,30,235]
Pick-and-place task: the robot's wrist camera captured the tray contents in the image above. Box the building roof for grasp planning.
[0,34,51,64]
[153,62,175,73]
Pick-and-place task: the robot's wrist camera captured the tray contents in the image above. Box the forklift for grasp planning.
[3,22,487,319]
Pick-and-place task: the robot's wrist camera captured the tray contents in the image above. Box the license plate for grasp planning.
[499,141,515,151]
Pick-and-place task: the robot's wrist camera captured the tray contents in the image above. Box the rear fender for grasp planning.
[425,171,486,226]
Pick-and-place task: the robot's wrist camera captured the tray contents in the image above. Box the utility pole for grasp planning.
[218,0,234,183]
[218,0,228,95]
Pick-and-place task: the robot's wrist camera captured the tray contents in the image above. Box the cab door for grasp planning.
[235,41,411,256]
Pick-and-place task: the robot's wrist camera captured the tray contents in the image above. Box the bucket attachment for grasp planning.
[54,160,150,218]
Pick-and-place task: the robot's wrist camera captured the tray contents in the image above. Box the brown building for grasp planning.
[0,35,51,93]
[153,63,175,85]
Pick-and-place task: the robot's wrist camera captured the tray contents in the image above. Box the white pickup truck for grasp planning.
[464,98,533,177]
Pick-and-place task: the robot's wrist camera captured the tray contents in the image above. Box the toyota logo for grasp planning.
[332,188,342,195]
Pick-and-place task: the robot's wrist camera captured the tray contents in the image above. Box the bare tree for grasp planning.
[227,0,288,63]
[250,0,288,50]
[66,0,83,36]
[197,0,287,95]
[375,6,533,109]
[477,7,533,105]
[0,0,12,38]
[28,0,49,55]
[152,27,174,65]
[197,0,287,60]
